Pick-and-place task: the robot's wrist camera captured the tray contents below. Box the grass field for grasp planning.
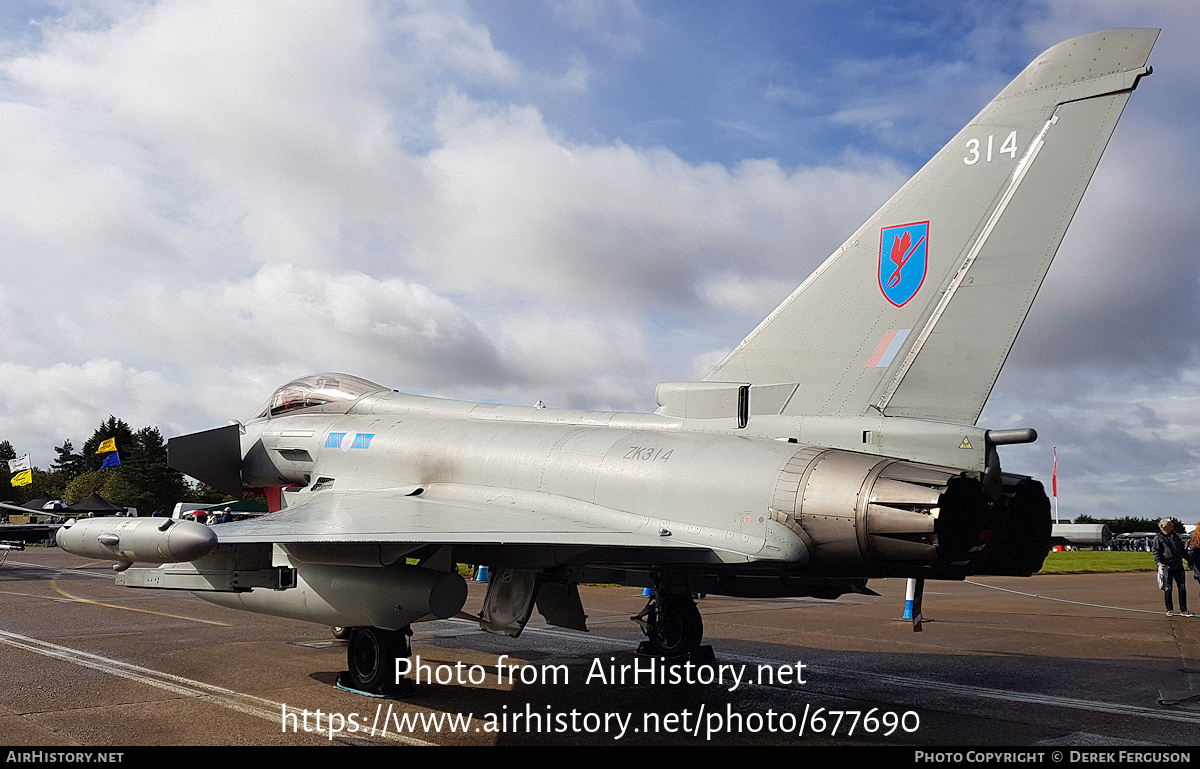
[1038,550,1156,574]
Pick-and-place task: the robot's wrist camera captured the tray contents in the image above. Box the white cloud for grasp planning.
[0,361,195,465]
[85,263,505,391]
[545,0,644,56]
[701,275,794,317]
[491,310,649,409]
[391,0,520,85]
[982,370,1200,517]
[411,96,906,305]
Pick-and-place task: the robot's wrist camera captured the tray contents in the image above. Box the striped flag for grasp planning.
[1052,446,1058,498]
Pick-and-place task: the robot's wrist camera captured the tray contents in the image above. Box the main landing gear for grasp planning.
[337,626,415,696]
[632,575,712,661]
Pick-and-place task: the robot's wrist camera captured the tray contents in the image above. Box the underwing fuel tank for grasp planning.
[199,563,469,630]
[56,517,218,570]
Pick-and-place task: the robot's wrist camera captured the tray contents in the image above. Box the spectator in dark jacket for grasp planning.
[1153,519,1190,617]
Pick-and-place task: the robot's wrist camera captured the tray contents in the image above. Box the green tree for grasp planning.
[0,440,15,502]
[24,469,65,504]
[1075,515,1183,534]
[121,427,190,514]
[51,440,87,483]
[53,419,193,515]
[62,470,137,507]
[7,419,235,516]
[0,442,59,506]
[187,482,236,505]
[82,417,135,473]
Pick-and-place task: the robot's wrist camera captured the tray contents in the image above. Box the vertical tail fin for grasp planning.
[707,29,1157,424]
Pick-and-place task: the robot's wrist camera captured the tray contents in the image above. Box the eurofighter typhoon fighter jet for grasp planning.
[58,30,1157,694]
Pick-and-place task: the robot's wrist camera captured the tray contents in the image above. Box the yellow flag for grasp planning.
[96,438,117,454]
[11,469,31,487]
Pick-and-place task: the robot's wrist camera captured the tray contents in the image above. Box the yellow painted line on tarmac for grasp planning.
[0,588,64,600]
[49,579,231,626]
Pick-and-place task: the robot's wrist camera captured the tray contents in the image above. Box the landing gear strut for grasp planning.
[632,575,710,660]
[338,626,414,696]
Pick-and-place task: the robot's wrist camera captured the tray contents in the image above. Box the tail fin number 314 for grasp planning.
[965,132,1019,165]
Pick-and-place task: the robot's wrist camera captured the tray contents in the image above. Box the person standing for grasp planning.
[1153,519,1190,617]
[1185,526,1200,597]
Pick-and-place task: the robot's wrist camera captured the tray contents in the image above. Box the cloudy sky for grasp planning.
[0,1,1195,520]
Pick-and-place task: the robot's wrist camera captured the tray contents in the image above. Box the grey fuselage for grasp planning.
[236,387,1031,584]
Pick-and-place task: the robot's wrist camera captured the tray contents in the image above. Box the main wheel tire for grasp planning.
[346,627,403,692]
[646,597,703,657]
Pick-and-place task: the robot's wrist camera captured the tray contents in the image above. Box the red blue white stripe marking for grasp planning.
[866,329,910,368]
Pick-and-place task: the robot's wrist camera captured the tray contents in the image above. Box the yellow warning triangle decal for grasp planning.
[959,437,972,449]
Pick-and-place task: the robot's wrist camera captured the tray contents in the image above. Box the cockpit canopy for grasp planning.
[255,373,388,419]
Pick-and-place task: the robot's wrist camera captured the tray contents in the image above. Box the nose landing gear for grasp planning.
[632,575,711,660]
[337,625,415,696]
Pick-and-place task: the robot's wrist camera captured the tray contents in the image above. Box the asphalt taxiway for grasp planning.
[2,547,1198,746]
